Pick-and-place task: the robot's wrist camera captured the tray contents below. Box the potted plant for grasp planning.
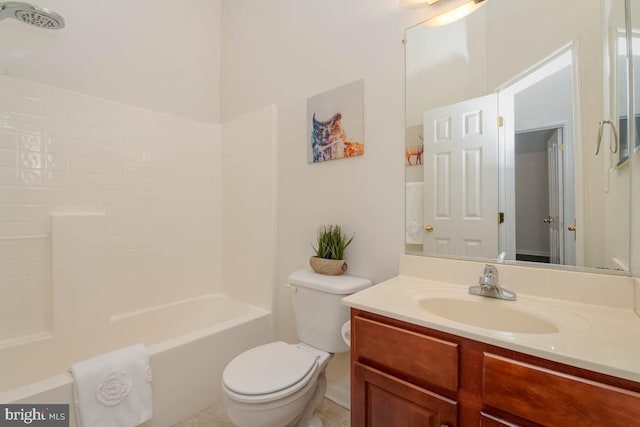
[310,225,354,275]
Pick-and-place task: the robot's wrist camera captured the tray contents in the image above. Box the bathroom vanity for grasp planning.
[343,256,640,426]
[386,0,640,423]
[350,310,640,426]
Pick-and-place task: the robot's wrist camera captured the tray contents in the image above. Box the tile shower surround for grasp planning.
[0,75,223,343]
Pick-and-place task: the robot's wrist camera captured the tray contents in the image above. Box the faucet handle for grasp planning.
[483,263,498,274]
[470,263,516,300]
[479,264,499,286]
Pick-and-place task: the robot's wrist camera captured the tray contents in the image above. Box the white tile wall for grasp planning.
[0,75,222,342]
[0,236,49,343]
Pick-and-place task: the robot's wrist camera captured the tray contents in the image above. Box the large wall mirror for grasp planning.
[405,0,634,273]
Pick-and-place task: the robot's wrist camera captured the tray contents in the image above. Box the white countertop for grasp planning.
[342,257,640,383]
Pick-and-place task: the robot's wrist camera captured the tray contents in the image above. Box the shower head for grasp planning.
[0,2,65,29]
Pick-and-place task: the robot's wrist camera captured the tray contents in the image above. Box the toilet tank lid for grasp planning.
[288,269,372,294]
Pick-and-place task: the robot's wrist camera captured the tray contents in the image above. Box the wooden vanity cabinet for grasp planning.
[350,309,640,427]
[353,362,457,427]
[351,314,459,426]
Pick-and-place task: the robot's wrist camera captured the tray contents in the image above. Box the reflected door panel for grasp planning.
[423,94,499,258]
[547,129,563,265]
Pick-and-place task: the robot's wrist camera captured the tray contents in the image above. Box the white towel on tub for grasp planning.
[71,344,153,427]
[406,181,424,244]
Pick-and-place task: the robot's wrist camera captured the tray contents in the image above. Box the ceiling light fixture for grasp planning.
[422,0,487,27]
[399,0,442,8]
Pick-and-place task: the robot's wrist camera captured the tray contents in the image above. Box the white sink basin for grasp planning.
[419,297,559,334]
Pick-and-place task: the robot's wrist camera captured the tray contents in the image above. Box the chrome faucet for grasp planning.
[468,263,517,301]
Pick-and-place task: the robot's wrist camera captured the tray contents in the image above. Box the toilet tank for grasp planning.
[288,269,372,353]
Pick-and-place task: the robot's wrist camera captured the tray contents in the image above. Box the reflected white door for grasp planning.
[422,94,499,258]
[547,129,563,264]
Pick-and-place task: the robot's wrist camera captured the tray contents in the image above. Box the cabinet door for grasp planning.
[352,362,457,427]
[483,353,640,427]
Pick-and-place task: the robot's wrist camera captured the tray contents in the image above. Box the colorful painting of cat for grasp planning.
[307,79,364,163]
[310,112,364,162]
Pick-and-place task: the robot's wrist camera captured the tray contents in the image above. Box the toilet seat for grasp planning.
[223,341,320,404]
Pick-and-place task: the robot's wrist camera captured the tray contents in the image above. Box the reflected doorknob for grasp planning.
[424,225,434,232]
[543,216,553,223]
[568,225,577,231]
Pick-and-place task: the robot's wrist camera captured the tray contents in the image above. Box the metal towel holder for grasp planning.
[595,119,619,155]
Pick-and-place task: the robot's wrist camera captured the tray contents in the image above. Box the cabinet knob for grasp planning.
[424,225,434,232]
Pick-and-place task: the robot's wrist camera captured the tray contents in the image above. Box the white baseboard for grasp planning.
[516,249,550,257]
[325,383,350,410]
[611,257,629,271]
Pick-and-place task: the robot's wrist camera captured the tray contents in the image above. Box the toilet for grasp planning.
[222,269,372,427]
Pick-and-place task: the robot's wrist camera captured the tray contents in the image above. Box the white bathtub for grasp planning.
[0,294,272,427]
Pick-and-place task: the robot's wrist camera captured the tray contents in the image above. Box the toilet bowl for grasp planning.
[222,270,372,427]
[223,342,331,427]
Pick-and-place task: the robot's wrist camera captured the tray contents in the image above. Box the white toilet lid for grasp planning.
[223,342,319,396]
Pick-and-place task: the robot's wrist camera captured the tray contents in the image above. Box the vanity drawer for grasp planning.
[483,353,640,426]
[479,413,522,427]
[353,315,458,392]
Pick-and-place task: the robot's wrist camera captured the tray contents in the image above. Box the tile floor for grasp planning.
[173,398,350,427]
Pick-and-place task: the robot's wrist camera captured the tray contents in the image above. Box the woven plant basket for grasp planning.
[309,257,348,275]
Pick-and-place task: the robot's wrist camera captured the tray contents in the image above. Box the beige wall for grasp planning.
[220,0,444,405]
[632,154,640,275]
[405,7,488,127]
[0,0,222,123]
[222,106,278,311]
[630,0,640,276]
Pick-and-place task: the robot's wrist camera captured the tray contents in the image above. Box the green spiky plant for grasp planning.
[312,225,354,260]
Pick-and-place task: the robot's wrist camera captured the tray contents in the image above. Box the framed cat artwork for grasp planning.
[307,79,364,163]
